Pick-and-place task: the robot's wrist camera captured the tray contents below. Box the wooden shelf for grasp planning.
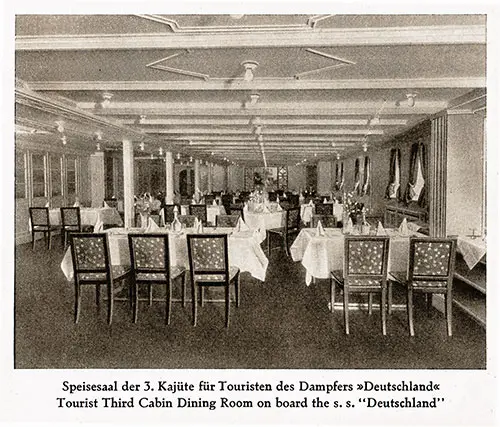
[454,255,486,294]
[452,281,486,327]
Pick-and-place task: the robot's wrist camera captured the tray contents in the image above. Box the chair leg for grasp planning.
[47,231,52,250]
[330,279,335,312]
[266,231,271,255]
[192,280,197,326]
[181,272,186,308]
[95,284,101,306]
[31,232,35,251]
[381,286,387,336]
[343,287,349,335]
[148,285,153,306]
[199,286,204,307]
[234,273,240,308]
[407,287,414,336]
[445,291,453,337]
[74,282,81,323]
[225,284,230,328]
[166,282,171,325]
[368,293,373,315]
[107,282,113,325]
[426,293,432,312]
[133,282,138,323]
[284,233,290,256]
[387,282,393,315]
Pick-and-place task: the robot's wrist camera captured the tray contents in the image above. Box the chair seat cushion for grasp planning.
[78,265,130,281]
[390,271,447,288]
[331,270,381,288]
[194,266,239,282]
[136,266,185,281]
[32,225,58,231]
[267,227,285,235]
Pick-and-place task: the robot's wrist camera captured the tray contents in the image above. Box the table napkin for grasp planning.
[276,204,283,212]
[315,220,325,236]
[45,201,50,207]
[236,217,250,232]
[344,217,354,234]
[323,198,328,204]
[376,221,386,236]
[399,217,410,236]
[103,201,110,208]
[145,217,160,232]
[308,200,314,207]
[94,219,104,232]
[73,201,80,207]
[212,200,217,206]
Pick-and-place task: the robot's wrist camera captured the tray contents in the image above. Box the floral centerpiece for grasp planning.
[135,193,161,227]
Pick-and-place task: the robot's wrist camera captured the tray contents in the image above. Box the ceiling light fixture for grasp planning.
[176,153,181,160]
[241,60,259,82]
[159,147,163,156]
[101,92,113,108]
[139,115,147,124]
[55,121,65,133]
[140,142,145,151]
[363,143,368,152]
[61,135,67,145]
[336,153,340,160]
[189,156,193,162]
[406,93,417,107]
[246,93,260,108]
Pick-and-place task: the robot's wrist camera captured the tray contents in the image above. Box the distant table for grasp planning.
[457,236,486,269]
[180,205,226,225]
[49,207,123,228]
[300,203,343,224]
[244,210,286,241]
[61,227,268,282]
[290,228,421,285]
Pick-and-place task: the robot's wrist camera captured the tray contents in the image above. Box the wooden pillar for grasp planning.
[165,151,174,204]
[90,151,105,208]
[429,114,447,237]
[122,139,135,228]
[194,159,200,193]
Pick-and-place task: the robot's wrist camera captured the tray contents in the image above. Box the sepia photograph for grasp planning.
[3,7,498,425]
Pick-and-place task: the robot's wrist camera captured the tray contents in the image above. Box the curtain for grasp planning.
[404,143,426,204]
[417,144,428,207]
[385,148,401,200]
[339,162,344,190]
[353,158,361,194]
[362,156,371,195]
[335,162,340,190]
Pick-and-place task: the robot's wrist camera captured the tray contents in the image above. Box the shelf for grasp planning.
[452,281,486,328]
[454,255,486,294]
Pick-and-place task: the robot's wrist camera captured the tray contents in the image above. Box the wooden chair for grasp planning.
[187,234,240,327]
[204,194,216,205]
[229,205,244,221]
[311,214,337,228]
[128,234,186,324]
[60,207,92,248]
[189,204,208,226]
[221,194,233,214]
[216,214,240,228]
[315,203,334,216]
[389,237,457,336]
[29,207,58,250]
[69,233,131,324]
[162,204,181,225]
[177,215,197,228]
[267,207,301,257]
[330,236,390,335]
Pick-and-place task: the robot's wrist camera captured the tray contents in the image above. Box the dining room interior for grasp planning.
[13,14,488,369]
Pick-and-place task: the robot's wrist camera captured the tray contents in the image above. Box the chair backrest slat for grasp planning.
[128,234,170,275]
[187,234,229,277]
[70,233,111,280]
[343,236,390,283]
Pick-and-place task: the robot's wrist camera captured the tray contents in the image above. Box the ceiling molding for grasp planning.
[27,77,485,92]
[121,118,408,126]
[15,25,486,51]
[146,128,384,136]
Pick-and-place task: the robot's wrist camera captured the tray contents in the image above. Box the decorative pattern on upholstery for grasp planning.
[30,208,49,226]
[62,208,79,226]
[78,265,129,281]
[131,236,166,269]
[348,278,381,287]
[164,205,178,224]
[347,240,384,275]
[178,215,196,227]
[287,209,300,229]
[312,215,337,228]
[73,237,106,269]
[412,280,447,288]
[315,204,333,216]
[194,266,239,282]
[191,237,225,270]
[413,241,451,276]
[217,215,240,227]
[189,205,207,222]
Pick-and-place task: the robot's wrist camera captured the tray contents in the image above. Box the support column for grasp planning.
[194,159,200,193]
[122,139,135,228]
[90,151,105,208]
[207,162,213,193]
[429,115,447,237]
[165,151,174,204]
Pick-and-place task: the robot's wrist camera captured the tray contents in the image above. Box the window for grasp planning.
[15,150,27,199]
[50,154,62,197]
[66,156,76,195]
[31,153,46,198]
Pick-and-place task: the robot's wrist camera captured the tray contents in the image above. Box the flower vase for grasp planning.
[139,212,149,228]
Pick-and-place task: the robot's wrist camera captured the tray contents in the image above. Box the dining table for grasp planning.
[290,227,424,286]
[456,235,486,269]
[60,226,269,283]
[49,207,123,228]
[300,202,343,225]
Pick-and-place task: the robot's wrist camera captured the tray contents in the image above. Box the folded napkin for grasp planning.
[235,217,250,232]
[323,198,328,204]
[399,217,410,236]
[315,220,325,237]
[73,201,80,207]
[276,204,283,212]
[45,201,50,207]
[212,200,217,206]
[343,217,353,234]
[308,200,314,207]
[243,202,249,213]
[145,217,160,232]
[194,218,203,233]
[407,221,421,232]
[103,201,110,208]
[94,219,104,232]
[376,221,386,236]
[262,205,271,213]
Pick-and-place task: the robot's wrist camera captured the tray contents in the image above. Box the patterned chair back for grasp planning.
[187,234,229,276]
[315,203,334,216]
[204,194,216,205]
[61,207,81,230]
[216,215,240,228]
[408,237,456,287]
[268,192,277,202]
[311,215,337,228]
[344,236,390,286]
[288,194,300,207]
[128,234,169,274]
[229,206,244,221]
[70,233,110,281]
[286,207,301,231]
[29,207,50,228]
[164,204,180,224]
[189,204,208,224]
[178,215,197,228]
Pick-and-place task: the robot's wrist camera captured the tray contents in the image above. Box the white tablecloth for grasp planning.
[457,236,486,269]
[290,228,420,285]
[243,210,286,241]
[300,203,343,224]
[49,207,123,228]
[178,205,226,225]
[61,227,268,282]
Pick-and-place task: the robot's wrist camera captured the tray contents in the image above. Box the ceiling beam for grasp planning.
[121,118,408,126]
[146,128,384,135]
[15,25,486,51]
[27,77,485,91]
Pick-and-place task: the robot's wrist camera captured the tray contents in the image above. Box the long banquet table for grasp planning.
[61,226,269,282]
[290,228,424,285]
[49,207,123,228]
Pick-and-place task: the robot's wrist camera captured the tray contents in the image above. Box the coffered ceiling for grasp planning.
[15,14,487,166]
